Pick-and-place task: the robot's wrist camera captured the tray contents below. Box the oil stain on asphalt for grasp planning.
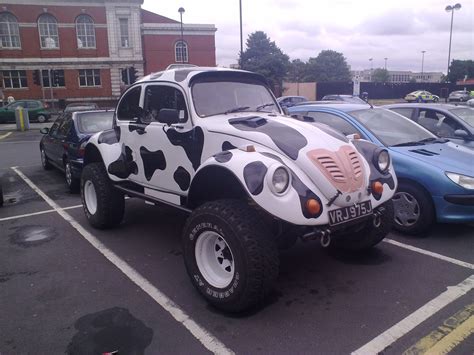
[9,225,57,247]
[66,307,153,355]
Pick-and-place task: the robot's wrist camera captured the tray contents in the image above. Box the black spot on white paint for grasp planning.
[230,117,307,160]
[66,307,153,355]
[222,141,237,151]
[140,147,166,181]
[165,126,204,171]
[243,161,267,195]
[291,172,323,219]
[173,166,191,191]
[214,151,233,163]
[108,145,138,179]
[128,123,148,135]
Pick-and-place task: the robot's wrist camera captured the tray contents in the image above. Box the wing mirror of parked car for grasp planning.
[157,108,180,125]
[454,129,470,140]
[40,127,49,134]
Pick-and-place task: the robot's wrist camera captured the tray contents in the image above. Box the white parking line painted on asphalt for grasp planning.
[0,204,83,222]
[11,166,234,355]
[352,274,474,355]
[0,132,12,140]
[384,239,474,270]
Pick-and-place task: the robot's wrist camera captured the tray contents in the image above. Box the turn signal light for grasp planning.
[306,199,321,215]
[372,181,383,195]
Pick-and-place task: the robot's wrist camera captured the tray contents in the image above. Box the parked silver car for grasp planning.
[448,90,471,102]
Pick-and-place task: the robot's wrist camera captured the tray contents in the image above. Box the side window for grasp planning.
[117,86,142,121]
[58,115,73,137]
[49,117,64,136]
[306,111,360,136]
[143,85,188,123]
[391,108,414,119]
[27,101,40,109]
[417,109,462,138]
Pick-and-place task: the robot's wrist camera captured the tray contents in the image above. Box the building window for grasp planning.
[121,67,138,85]
[76,15,95,48]
[2,70,27,88]
[78,69,101,87]
[119,18,129,47]
[175,41,188,63]
[41,69,65,87]
[0,12,21,48]
[38,14,59,48]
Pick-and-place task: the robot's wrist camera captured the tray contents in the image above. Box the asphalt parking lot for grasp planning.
[1,129,473,354]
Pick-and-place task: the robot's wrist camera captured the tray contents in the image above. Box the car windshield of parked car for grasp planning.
[192,81,278,117]
[449,108,474,127]
[348,108,435,146]
[77,112,114,133]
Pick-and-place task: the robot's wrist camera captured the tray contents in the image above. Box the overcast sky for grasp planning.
[143,0,473,74]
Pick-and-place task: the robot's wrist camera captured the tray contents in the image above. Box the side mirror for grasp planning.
[454,129,469,139]
[157,108,179,125]
[40,127,49,134]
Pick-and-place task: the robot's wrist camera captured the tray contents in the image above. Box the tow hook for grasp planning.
[320,231,331,248]
[372,207,385,228]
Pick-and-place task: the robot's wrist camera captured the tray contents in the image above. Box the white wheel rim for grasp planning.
[392,191,420,227]
[195,231,235,289]
[84,180,98,215]
[65,163,72,186]
[41,149,46,167]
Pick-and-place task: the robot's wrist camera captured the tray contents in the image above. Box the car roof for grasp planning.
[382,103,464,111]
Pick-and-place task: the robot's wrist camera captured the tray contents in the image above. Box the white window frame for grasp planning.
[119,18,130,48]
[175,41,188,63]
[2,70,27,88]
[0,12,21,49]
[78,69,101,87]
[76,15,96,49]
[38,14,59,49]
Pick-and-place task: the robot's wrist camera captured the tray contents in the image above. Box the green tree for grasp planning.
[371,68,390,83]
[286,59,307,82]
[239,31,290,91]
[447,59,474,83]
[304,50,351,82]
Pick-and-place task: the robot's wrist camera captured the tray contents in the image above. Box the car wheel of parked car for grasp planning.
[37,115,47,123]
[392,182,435,236]
[330,200,394,251]
[81,162,124,229]
[182,199,279,312]
[64,161,79,192]
[40,147,52,170]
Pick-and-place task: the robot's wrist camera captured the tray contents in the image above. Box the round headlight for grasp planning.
[377,150,390,172]
[272,167,290,194]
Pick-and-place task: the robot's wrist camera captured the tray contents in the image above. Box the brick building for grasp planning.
[0,0,216,106]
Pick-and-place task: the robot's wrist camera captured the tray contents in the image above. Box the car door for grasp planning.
[53,114,74,168]
[1,102,22,122]
[43,115,64,165]
[26,101,40,119]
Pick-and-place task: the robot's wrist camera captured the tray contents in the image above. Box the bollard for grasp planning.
[15,106,30,131]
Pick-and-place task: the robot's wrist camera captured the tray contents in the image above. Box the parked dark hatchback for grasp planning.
[384,103,474,149]
[0,100,51,123]
[39,110,114,191]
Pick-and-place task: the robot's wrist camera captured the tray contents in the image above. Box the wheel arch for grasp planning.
[396,177,435,209]
[187,165,250,209]
[84,143,104,167]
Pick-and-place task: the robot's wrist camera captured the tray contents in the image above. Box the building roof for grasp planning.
[141,9,178,24]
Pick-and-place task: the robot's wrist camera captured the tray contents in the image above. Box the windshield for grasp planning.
[192,81,278,117]
[349,108,435,146]
[77,111,114,133]
[450,108,474,127]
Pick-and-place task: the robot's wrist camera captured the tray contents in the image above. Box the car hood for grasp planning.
[202,112,372,204]
[389,142,474,175]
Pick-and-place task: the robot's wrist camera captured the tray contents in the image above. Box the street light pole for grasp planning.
[239,0,243,57]
[178,7,185,63]
[384,57,388,70]
[421,50,426,82]
[369,58,373,81]
[445,3,461,82]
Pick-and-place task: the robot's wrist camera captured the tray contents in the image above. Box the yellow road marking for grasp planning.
[0,132,12,140]
[404,304,474,355]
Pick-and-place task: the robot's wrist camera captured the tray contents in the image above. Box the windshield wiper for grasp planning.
[225,106,250,114]
[256,103,275,111]
[391,137,449,147]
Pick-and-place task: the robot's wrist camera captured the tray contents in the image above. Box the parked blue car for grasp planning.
[288,103,474,235]
[40,110,114,191]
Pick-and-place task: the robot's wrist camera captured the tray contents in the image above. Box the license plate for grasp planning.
[328,201,372,226]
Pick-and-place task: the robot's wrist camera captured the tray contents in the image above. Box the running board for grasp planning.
[114,185,192,213]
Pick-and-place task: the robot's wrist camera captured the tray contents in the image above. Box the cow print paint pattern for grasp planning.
[108,145,138,179]
[243,161,267,195]
[140,147,167,181]
[165,126,204,171]
[173,166,191,191]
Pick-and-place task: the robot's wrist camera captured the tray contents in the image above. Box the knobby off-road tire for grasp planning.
[330,200,394,251]
[182,199,279,313]
[81,162,124,229]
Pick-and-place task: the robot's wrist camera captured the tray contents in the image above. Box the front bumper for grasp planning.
[434,195,474,223]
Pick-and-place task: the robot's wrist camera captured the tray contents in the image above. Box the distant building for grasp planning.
[351,69,443,83]
[0,0,217,105]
